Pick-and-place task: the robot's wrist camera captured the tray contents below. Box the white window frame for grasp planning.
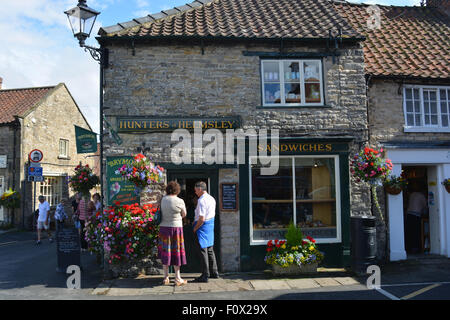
[403,85,450,132]
[261,59,324,107]
[59,139,69,158]
[249,155,341,245]
[38,176,63,207]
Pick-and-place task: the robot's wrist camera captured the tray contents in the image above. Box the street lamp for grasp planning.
[64,0,108,66]
[64,0,107,214]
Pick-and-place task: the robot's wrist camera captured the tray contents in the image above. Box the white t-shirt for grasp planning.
[38,201,50,222]
[194,193,216,222]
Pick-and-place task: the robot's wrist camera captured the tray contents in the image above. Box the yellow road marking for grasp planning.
[401,283,441,300]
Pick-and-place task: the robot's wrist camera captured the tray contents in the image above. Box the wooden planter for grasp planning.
[272,262,318,276]
[384,185,402,195]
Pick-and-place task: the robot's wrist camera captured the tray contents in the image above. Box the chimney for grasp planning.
[427,0,450,16]
[0,77,2,90]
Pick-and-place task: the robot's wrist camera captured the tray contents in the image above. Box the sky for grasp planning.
[0,0,421,134]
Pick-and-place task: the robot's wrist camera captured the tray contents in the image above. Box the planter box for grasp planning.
[272,262,318,276]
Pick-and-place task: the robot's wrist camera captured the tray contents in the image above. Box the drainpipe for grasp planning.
[12,116,20,227]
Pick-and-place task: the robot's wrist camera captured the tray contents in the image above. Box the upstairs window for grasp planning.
[59,139,69,158]
[404,86,450,132]
[261,60,324,107]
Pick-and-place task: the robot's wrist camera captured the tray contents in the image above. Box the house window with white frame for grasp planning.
[261,60,324,107]
[250,156,340,245]
[38,176,63,207]
[59,139,69,158]
[403,86,450,132]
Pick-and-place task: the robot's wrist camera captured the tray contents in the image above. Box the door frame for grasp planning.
[165,165,222,271]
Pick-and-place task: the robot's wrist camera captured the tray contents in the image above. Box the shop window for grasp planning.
[403,86,450,132]
[261,59,324,107]
[38,176,63,207]
[250,156,340,244]
[59,139,69,158]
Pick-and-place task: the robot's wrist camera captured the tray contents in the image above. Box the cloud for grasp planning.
[0,0,100,134]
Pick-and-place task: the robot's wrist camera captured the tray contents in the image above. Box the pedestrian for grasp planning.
[157,181,188,286]
[75,193,95,251]
[54,199,68,233]
[36,195,53,245]
[406,183,428,254]
[192,181,219,283]
[92,193,102,215]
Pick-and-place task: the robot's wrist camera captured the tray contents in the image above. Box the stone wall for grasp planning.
[102,40,370,270]
[19,84,96,228]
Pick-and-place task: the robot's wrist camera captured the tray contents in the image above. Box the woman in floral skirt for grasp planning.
[158,181,188,286]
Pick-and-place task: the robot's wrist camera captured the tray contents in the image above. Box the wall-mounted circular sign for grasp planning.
[29,149,44,163]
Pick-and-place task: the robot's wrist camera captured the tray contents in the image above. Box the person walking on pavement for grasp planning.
[75,194,95,251]
[36,195,52,245]
[192,181,219,283]
[157,181,188,286]
[54,199,68,233]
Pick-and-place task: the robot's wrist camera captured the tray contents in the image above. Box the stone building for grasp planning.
[98,0,371,272]
[334,0,450,260]
[0,81,96,229]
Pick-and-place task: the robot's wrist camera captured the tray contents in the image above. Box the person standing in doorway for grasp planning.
[158,181,188,286]
[192,181,219,283]
[406,183,428,254]
[36,195,52,245]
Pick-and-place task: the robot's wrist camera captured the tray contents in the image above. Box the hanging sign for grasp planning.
[106,156,139,206]
[74,125,97,153]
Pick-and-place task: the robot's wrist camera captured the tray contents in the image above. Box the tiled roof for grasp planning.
[99,0,361,40]
[0,86,55,124]
[333,1,450,79]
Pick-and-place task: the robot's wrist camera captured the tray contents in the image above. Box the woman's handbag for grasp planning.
[154,207,162,225]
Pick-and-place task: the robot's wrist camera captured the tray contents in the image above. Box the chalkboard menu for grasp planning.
[56,228,81,273]
[220,183,238,212]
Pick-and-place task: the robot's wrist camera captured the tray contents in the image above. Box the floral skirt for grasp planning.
[158,226,187,266]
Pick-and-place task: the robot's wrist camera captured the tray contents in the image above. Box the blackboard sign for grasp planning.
[56,228,81,273]
[220,183,238,212]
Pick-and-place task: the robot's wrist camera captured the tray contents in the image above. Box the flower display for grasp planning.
[69,163,100,195]
[383,172,408,195]
[350,147,392,184]
[264,223,323,268]
[116,153,164,194]
[0,188,20,209]
[442,178,450,187]
[85,202,159,264]
[350,146,393,221]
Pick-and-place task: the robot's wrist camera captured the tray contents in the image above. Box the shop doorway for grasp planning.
[403,166,440,257]
[167,170,221,273]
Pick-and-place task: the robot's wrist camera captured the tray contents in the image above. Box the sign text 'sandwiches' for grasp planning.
[117,117,241,132]
[258,143,333,153]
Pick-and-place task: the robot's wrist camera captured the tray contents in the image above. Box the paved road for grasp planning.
[1,231,449,300]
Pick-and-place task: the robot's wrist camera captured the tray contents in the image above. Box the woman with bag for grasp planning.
[157,181,188,286]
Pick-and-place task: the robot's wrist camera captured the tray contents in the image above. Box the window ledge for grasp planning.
[257,105,332,109]
[57,156,70,160]
[404,127,450,133]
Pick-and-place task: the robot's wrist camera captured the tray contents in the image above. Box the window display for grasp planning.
[251,156,339,243]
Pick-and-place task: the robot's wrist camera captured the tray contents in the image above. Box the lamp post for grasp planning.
[65,0,107,211]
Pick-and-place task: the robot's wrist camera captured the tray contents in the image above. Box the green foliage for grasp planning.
[285,221,303,247]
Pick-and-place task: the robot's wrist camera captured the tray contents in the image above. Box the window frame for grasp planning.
[248,155,342,245]
[403,85,450,132]
[261,59,325,107]
[59,139,69,158]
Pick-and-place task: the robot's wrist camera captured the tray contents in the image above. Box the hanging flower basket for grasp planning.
[442,179,450,193]
[69,163,100,196]
[116,153,165,196]
[0,188,20,209]
[350,146,393,221]
[383,173,408,195]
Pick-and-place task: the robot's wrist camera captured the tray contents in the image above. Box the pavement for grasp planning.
[1,230,450,300]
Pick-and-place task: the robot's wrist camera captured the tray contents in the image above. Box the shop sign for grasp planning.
[75,125,97,153]
[106,156,140,206]
[257,141,349,154]
[116,116,241,133]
